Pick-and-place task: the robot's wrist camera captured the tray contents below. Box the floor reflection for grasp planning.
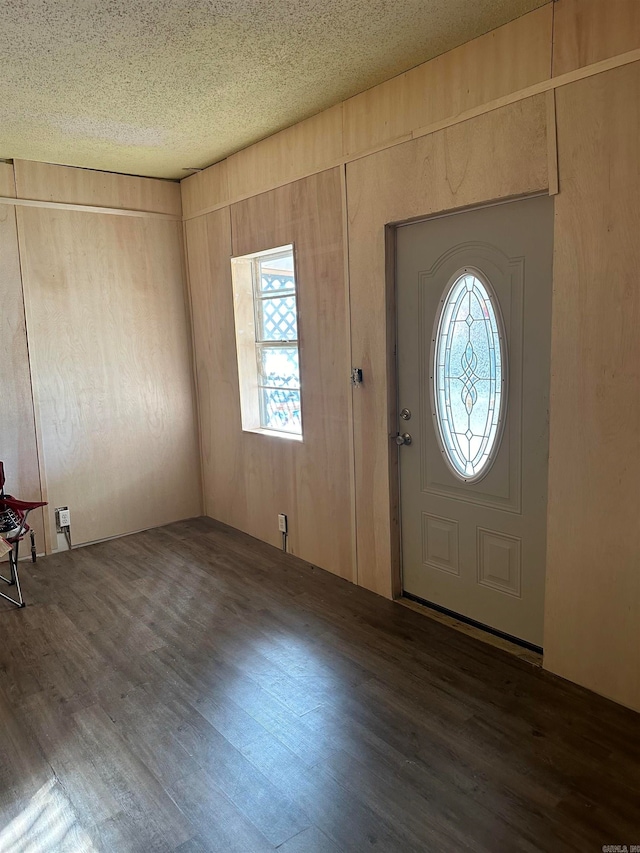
[0,779,96,853]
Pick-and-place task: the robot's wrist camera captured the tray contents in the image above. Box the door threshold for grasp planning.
[398,594,543,667]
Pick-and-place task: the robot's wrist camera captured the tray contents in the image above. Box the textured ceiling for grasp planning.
[0,0,546,180]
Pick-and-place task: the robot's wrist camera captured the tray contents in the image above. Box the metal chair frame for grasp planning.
[0,461,47,609]
[0,513,32,608]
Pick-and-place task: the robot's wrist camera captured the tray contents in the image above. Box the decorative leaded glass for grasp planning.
[432,270,506,481]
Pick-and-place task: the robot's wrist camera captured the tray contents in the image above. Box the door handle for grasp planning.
[395,433,412,446]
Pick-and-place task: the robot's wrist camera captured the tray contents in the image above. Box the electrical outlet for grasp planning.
[55,506,71,531]
[278,513,288,534]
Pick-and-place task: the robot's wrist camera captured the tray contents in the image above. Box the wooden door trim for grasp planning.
[385,223,402,598]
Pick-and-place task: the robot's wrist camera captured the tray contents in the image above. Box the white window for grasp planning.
[231,245,302,439]
[431,267,507,481]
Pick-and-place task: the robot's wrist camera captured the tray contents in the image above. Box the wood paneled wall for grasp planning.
[180,103,346,219]
[553,0,640,75]
[0,163,44,547]
[346,94,549,599]
[186,170,354,580]
[184,209,240,529]
[7,161,201,549]
[544,62,640,710]
[180,6,553,219]
[182,0,640,711]
[182,162,229,222]
[14,160,181,215]
[228,107,344,203]
[342,5,552,157]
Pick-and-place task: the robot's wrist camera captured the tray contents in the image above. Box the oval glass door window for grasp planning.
[431,268,507,482]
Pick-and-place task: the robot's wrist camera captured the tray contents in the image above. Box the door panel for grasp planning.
[397,196,553,647]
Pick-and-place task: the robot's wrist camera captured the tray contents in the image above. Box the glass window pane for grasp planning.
[432,271,506,481]
[258,254,295,294]
[257,296,298,341]
[260,388,301,433]
[257,346,300,389]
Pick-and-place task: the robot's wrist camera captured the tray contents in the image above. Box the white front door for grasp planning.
[396,196,553,648]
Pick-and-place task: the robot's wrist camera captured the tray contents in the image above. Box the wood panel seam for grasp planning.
[182,49,640,221]
[546,89,560,196]
[340,164,359,586]
[550,0,557,79]
[12,204,46,527]
[181,219,207,517]
[13,206,52,551]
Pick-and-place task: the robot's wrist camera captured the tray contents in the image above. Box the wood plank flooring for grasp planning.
[0,517,638,851]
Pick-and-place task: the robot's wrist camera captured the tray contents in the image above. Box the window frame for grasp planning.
[230,244,303,440]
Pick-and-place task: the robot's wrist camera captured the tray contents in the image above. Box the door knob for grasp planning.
[395,432,412,446]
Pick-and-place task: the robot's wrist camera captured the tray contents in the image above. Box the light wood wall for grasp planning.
[346,94,549,598]
[552,0,640,75]
[5,161,201,549]
[0,163,44,548]
[14,160,181,214]
[186,170,354,579]
[180,0,640,219]
[181,6,554,219]
[228,107,344,203]
[342,6,552,157]
[544,62,640,711]
[181,0,640,711]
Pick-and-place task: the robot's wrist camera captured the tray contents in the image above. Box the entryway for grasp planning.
[396,196,553,648]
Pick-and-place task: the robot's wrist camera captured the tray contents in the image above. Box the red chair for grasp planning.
[0,461,47,608]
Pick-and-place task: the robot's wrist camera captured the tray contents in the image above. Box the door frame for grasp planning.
[385,192,551,605]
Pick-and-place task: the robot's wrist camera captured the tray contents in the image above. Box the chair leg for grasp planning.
[9,546,16,584]
[0,552,12,585]
[0,543,25,607]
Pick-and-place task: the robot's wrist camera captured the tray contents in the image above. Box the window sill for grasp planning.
[242,427,303,442]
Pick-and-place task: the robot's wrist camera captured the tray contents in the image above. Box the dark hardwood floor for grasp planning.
[0,517,638,852]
